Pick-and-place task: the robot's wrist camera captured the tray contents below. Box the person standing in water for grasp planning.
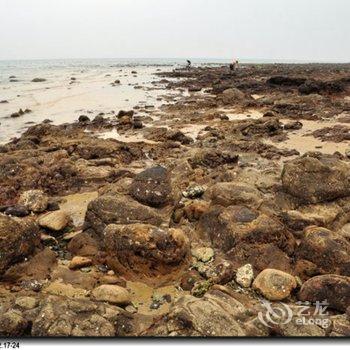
[186,59,191,69]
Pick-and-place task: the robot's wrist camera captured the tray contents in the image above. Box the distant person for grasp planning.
[186,60,191,69]
[230,59,239,74]
[234,59,239,70]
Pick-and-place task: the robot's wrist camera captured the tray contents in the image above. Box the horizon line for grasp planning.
[0,56,349,64]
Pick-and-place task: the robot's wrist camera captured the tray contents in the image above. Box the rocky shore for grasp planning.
[0,63,350,337]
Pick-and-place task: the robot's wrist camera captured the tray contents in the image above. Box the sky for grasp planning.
[0,0,349,62]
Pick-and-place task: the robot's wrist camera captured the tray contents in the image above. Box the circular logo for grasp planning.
[258,300,293,328]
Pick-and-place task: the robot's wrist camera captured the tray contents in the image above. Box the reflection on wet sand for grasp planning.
[267,119,350,155]
[96,128,159,144]
[0,66,181,143]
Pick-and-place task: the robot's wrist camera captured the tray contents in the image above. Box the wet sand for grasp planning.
[0,65,181,143]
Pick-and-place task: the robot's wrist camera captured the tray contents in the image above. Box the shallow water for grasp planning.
[96,128,159,144]
[219,108,264,121]
[267,119,350,155]
[127,281,186,316]
[0,60,184,143]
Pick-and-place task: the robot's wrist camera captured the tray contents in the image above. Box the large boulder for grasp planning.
[296,226,350,276]
[30,295,136,336]
[252,269,297,301]
[144,288,268,336]
[227,243,293,274]
[104,224,189,277]
[129,166,172,207]
[83,195,163,237]
[282,155,350,204]
[205,182,262,208]
[0,214,39,275]
[220,88,246,105]
[299,275,350,312]
[197,205,295,253]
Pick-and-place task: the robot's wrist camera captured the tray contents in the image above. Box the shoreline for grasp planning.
[0,62,350,337]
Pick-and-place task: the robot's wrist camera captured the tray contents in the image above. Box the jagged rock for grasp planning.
[18,189,48,213]
[104,224,189,277]
[129,166,172,207]
[0,214,39,275]
[191,247,214,262]
[0,310,28,337]
[83,195,163,237]
[31,295,135,336]
[299,275,350,312]
[328,314,350,336]
[296,226,350,276]
[252,269,297,301]
[145,289,268,336]
[182,185,205,199]
[200,258,235,285]
[282,155,350,204]
[91,285,131,305]
[38,210,70,232]
[236,264,254,288]
[167,130,193,145]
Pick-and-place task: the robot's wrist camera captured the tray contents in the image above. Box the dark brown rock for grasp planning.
[189,149,238,168]
[296,226,350,276]
[104,223,189,277]
[197,205,295,253]
[129,166,172,207]
[227,243,293,274]
[83,195,163,237]
[282,155,350,204]
[299,275,350,312]
[0,214,39,275]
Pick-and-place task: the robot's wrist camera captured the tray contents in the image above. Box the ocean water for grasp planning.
[0,58,211,143]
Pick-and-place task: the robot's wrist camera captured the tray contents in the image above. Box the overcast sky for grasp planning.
[0,0,349,61]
